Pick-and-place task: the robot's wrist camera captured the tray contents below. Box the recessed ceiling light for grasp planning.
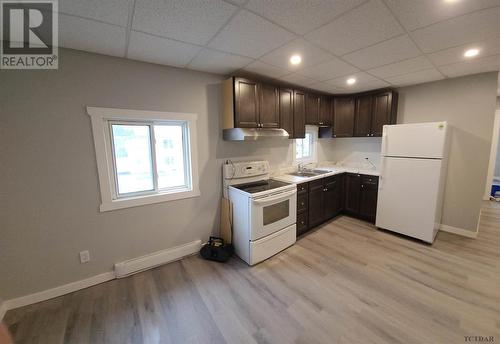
[290,54,302,65]
[464,48,479,58]
[347,78,356,85]
[444,0,459,3]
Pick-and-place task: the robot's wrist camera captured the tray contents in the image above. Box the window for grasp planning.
[295,126,317,163]
[87,107,199,212]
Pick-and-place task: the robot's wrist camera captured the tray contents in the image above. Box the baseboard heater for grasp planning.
[114,240,202,278]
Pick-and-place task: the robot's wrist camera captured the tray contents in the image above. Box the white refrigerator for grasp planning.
[376,122,450,243]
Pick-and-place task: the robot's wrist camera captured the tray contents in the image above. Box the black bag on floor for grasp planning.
[200,237,234,263]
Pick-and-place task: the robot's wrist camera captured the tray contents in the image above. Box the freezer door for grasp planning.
[376,157,444,243]
[381,122,448,159]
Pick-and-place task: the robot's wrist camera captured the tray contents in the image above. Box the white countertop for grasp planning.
[272,166,379,184]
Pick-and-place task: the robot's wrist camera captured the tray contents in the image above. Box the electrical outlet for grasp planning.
[79,250,90,264]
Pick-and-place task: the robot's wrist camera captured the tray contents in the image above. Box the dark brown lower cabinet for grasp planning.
[323,176,342,220]
[359,175,378,222]
[345,173,361,214]
[297,175,344,235]
[308,179,325,228]
[344,173,379,223]
[296,183,309,236]
[295,173,378,236]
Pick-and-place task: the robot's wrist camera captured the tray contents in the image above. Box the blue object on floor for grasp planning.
[491,184,500,197]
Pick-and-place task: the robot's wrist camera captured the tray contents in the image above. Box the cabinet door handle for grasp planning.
[301,202,305,206]
[361,184,364,188]
[366,134,369,136]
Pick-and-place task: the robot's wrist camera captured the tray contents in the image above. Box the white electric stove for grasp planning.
[223,160,297,265]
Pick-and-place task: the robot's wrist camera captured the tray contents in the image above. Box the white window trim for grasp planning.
[87,106,200,212]
[294,125,318,165]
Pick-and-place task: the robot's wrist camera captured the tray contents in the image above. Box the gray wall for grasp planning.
[397,73,498,232]
[0,49,293,300]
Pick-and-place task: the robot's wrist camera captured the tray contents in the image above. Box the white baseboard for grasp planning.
[1,271,115,319]
[0,240,202,320]
[440,224,478,238]
[114,240,202,278]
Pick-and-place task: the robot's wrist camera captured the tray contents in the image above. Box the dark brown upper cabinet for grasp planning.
[371,91,397,136]
[279,88,294,138]
[234,78,259,128]
[305,93,321,125]
[293,90,306,139]
[222,77,279,130]
[333,97,355,137]
[259,83,279,128]
[222,76,397,139]
[354,95,373,137]
[319,96,332,126]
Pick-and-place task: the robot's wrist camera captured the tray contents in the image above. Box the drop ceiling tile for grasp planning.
[342,35,421,69]
[385,0,500,31]
[188,49,253,75]
[305,0,404,56]
[59,0,131,27]
[438,54,500,78]
[427,37,500,66]
[367,56,433,78]
[411,7,500,53]
[224,0,247,5]
[297,57,359,81]
[345,80,390,92]
[59,14,126,57]
[208,10,296,59]
[325,72,390,92]
[279,73,317,86]
[243,61,290,78]
[133,0,237,45]
[309,82,348,93]
[245,0,366,35]
[260,38,333,71]
[325,71,378,88]
[127,31,202,67]
[384,68,444,87]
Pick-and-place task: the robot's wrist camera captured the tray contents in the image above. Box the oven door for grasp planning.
[250,189,297,240]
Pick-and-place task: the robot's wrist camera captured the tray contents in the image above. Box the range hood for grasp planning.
[223,128,289,141]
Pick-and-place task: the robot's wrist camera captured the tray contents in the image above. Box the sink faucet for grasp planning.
[298,162,312,172]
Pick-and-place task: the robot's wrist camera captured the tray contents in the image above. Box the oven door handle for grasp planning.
[252,189,296,205]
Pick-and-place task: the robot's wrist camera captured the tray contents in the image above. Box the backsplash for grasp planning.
[318,137,382,169]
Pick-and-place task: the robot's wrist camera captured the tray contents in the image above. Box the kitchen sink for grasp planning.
[287,170,330,177]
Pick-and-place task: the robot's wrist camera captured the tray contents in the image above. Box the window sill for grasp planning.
[100,188,201,212]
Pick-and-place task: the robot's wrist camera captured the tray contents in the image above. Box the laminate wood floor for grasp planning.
[5,203,500,344]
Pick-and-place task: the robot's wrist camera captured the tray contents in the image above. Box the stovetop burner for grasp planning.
[232,180,291,194]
